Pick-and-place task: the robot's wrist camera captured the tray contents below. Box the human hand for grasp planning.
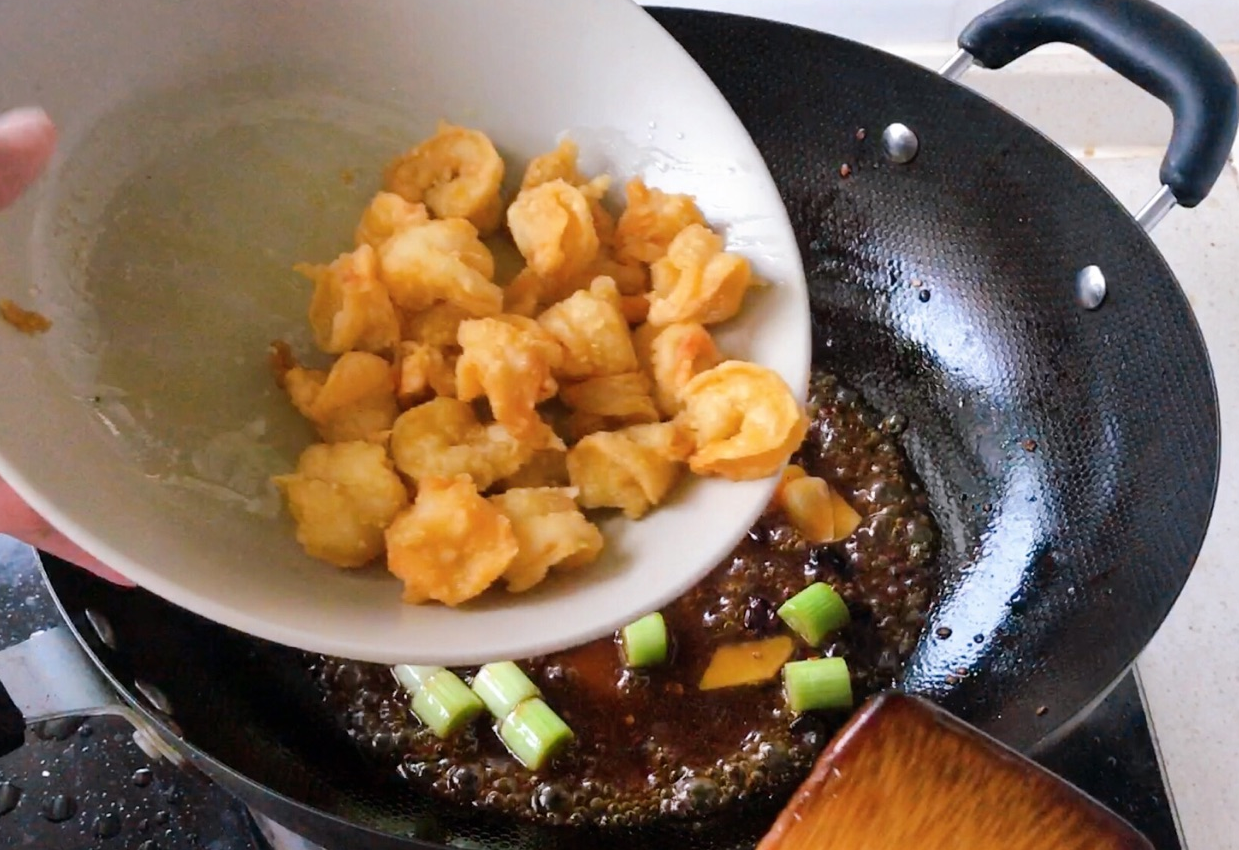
[0,107,133,585]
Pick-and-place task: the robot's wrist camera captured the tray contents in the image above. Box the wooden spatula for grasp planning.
[759,693,1152,850]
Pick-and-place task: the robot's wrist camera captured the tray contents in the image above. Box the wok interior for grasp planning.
[37,9,1218,850]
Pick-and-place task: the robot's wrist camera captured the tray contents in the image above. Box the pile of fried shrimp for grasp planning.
[269,121,809,607]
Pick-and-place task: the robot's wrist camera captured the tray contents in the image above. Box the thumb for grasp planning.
[0,107,57,209]
[0,479,134,586]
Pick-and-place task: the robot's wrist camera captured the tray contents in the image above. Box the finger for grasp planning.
[0,107,57,209]
[0,479,134,586]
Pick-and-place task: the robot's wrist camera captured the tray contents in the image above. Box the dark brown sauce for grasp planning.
[313,372,940,826]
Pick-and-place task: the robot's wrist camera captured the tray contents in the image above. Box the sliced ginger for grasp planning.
[698,636,795,691]
[777,465,863,544]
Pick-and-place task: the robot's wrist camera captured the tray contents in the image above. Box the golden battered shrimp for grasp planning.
[679,360,809,480]
[389,397,532,490]
[274,441,408,568]
[354,192,430,250]
[566,422,691,518]
[560,372,660,438]
[278,351,399,444]
[521,138,585,190]
[396,341,456,405]
[499,448,570,490]
[400,301,471,349]
[385,475,519,606]
[521,251,649,309]
[647,224,754,327]
[489,487,605,592]
[507,179,600,280]
[502,267,544,318]
[295,244,400,355]
[537,277,637,380]
[626,419,695,462]
[634,321,724,416]
[378,219,502,317]
[455,316,564,448]
[614,178,706,265]
[384,121,505,235]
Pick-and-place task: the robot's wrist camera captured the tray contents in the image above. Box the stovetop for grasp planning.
[0,541,1182,849]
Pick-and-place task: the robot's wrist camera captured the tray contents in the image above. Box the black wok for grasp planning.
[1,1,1234,848]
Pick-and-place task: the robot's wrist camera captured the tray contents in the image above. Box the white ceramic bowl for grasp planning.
[0,0,809,665]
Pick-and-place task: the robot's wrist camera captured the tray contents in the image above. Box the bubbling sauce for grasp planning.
[313,372,940,826]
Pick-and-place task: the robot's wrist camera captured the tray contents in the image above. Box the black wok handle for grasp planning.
[959,0,1238,210]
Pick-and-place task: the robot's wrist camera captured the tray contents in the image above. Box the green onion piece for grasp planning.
[472,661,541,718]
[498,697,574,771]
[411,669,485,738]
[777,583,850,647]
[783,657,854,713]
[393,664,444,695]
[620,612,668,667]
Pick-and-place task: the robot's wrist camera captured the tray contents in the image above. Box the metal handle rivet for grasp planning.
[882,123,920,164]
[84,609,117,651]
[134,679,174,716]
[1076,265,1107,310]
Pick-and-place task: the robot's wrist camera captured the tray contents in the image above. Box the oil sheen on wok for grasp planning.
[313,372,941,826]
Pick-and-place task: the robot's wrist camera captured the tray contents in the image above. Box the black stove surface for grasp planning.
[0,541,1184,849]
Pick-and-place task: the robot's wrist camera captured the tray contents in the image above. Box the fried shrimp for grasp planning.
[384,121,505,234]
[296,244,401,355]
[680,361,809,480]
[614,178,706,265]
[274,441,408,568]
[385,475,518,606]
[521,138,585,191]
[507,179,600,279]
[354,192,430,250]
[281,351,400,444]
[455,315,564,448]
[633,321,724,416]
[389,397,532,491]
[647,224,754,327]
[489,487,604,592]
[274,125,807,606]
[537,277,637,380]
[378,219,502,317]
[566,422,693,518]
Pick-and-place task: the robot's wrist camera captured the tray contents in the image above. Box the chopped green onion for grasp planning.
[777,583,850,647]
[472,661,541,718]
[620,612,668,667]
[498,697,574,771]
[411,669,485,738]
[783,657,853,712]
[393,664,444,695]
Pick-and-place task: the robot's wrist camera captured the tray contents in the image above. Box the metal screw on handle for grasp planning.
[1133,185,1177,233]
[937,49,1178,234]
[938,48,977,82]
